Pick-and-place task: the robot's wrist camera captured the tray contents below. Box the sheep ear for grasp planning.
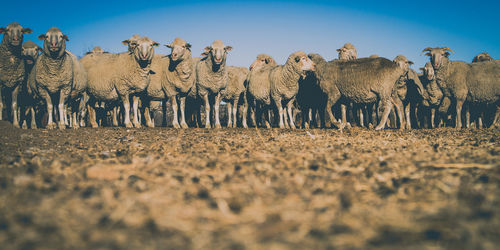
[22,28,33,34]
[224,46,232,51]
[408,60,414,65]
[265,58,271,64]
[185,43,192,50]
[62,34,69,41]
[444,52,450,57]
[152,42,159,47]
[38,34,47,40]
[122,40,130,46]
[201,52,209,57]
[295,56,301,63]
[336,48,341,52]
[204,46,212,52]
[419,67,424,71]
[0,27,6,34]
[165,44,173,48]
[425,52,431,57]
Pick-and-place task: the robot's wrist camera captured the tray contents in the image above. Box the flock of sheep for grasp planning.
[0,22,499,130]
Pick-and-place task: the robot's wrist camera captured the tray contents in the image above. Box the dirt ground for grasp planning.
[0,121,499,250]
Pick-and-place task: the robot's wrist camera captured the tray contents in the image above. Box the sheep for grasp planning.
[308,53,405,130]
[28,27,87,129]
[222,66,248,127]
[195,40,232,128]
[86,46,107,55]
[19,41,41,128]
[419,62,444,128]
[472,52,493,63]
[0,22,33,127]
[422,47,500,128]
[337,42,357,61]
[83,36,158,128]
[391,54,428,129]
[243,54,278,128]
[142,53,167,127]
[270,51,316,129]
[161,37,196,128]
[336,43,359,128]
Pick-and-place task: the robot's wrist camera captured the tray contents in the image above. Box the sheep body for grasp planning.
[309,54,404,130]
[222,66,248,127]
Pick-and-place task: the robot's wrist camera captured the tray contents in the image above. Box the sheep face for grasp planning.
[288,51,315,77]
[166,37,191,62]
[129,36,159,66]
[21,41,41,65]
[337,43,357,60]
[204,40,232,65]
[38,27,68,57]
[122,34,140,53]
[393,55,414,71]
[421,62,435,81]
[0,22,32,47]
[472,52,493,63]
[422,47,453,70]
[249,54,276,70]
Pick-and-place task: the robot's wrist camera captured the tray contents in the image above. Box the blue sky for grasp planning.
[2,0,499,69]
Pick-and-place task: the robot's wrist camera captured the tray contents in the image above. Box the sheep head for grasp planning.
[38,27,68,58]
[393,55,414,71]
[21,40,42,65]
[249,54,276,70]
[337,43,357,60]
[472,52,493,63]
[287,51,315,77]
[204,40,232,65]
[0,22,32,47]
[166,37,191,62]
[420,62,442,107]
[122,34,140,53]
[129,36,159,67]
[421,47,453,70]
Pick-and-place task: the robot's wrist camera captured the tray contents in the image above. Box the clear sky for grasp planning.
[2,0,499,69]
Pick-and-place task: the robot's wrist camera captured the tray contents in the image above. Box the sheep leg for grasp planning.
[430,108,436,129]
[226,102,233,128]
[11,85,20,128]
[214,93,222,128]
[341,104,347,127]
[63,104,69,127]
[232,99,238,128]
[179,96,188,128]
[326,99,342,129]
[143,99,154,128]
[359,108,364,128]
[392,98,405,130]
[455,99,464,128]
[302,108,309,129]
[39,90,56,129]
[132,96,141,128]
[375,98,392,131]
[287,100,295,129]
[465,104,470,128]
[264,108,271,128]
[404,103,411,129]
[203,94,210,128]
[490,106,500,128]
[161,100,167,127]
[171,96,180,128]
[242,99,249,128]
[283,106,290,128]
[120,94,133,128]
[275,98,285,129]
[57,89,70,129]
[88,103,98,128]
[30,107,37,129]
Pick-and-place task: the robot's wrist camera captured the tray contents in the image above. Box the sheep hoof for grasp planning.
[215,123,221,129]
[146,122,154,128]
[58,122,66,130]
[173,123,180,129]
[227,122,232,128]
[180,123,188,129]
[133,122,142,128]
[125,122,133,128]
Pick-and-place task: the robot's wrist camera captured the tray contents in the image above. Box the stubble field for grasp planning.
[0,121,499,249]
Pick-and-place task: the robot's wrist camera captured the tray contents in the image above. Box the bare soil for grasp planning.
[0,121,499,249]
